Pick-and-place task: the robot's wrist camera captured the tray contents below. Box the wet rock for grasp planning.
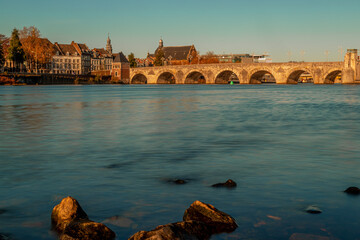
[344,186,360,195]
[166,178,188,185]
[51,196,89,233]
[51,196,115,240]
[128,220,211,240]
[289,233,330,240]
[61,219,116,240]
[305,205,322,214]
[211,179,237,188]
[183,200,238,234]
[174,179,187,184]
[129,201,237,240]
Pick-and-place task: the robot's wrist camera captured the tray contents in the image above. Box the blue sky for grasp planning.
[0,0,359,62]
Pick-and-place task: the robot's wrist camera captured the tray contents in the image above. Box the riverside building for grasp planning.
[91,35,113,72]
[52,41,92,75]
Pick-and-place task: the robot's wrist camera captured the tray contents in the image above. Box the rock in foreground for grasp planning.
[51,196,115,240]
[61,219,116,240]
[183,200,238,234]
[211,179,237,188]
[51,196,89,233]
[344,186,360,195]
[129,221,211,240]
[129,200,237,240]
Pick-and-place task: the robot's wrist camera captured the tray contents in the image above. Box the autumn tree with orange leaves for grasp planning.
[200,51,219,64]
[19,26,55,72]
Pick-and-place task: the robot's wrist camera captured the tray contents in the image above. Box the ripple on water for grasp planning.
[0,85,359,240]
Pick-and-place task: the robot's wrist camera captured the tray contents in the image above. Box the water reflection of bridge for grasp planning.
[130,51,360,85]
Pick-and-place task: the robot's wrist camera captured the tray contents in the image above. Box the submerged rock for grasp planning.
[128,220,211,240]
[305,205,322,214]
[166,178,188,185]
[183,200,238,234]
[344,186,360,195]
[102,215,135,228]
[51,196,115,240]
[0,233,13,240]
[211,179,237,188]
[174,179,187,184]
[289,233,330,240]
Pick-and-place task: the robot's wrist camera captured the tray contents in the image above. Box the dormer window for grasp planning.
[66,52,69,56]
[56,51,59,56]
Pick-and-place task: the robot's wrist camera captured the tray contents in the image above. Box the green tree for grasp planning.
[128,52,137,68]
[154,49,164,66]
[0,44,4,70]
[0,34,8,71]
[7,28,25,71]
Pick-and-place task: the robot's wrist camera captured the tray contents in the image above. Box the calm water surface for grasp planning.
[0,85,359,240]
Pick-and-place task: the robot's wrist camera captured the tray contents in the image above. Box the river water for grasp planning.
[0,84,359,240]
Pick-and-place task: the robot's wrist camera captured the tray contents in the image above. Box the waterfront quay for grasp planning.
[3,50,360,86]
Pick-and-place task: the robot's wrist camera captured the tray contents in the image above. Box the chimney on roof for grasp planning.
[159,38,163,48]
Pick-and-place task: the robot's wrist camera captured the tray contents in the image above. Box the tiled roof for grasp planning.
[113,52,129,63]
[156,45,194,60]
[92,48,111,57]
[77,43,89,52]
[54,41,90,56]
[56,43,78,56]
[38,38,56,54]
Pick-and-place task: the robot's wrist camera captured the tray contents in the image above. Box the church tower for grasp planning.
[106,34,112,54]
[159,38,163,48]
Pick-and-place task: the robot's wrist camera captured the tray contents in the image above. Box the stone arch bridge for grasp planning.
[130,52,360,84]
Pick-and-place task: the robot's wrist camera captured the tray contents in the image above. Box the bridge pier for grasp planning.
[342,49,358,84]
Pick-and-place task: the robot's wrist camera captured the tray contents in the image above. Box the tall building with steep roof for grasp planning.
[52,41,92,74]
[91,36,114,72]
[111,52,130,83]
[106,34,112,54]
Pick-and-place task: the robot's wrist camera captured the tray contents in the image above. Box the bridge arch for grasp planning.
[157,72,176,84]
[324,69,342,84]
[249,69,277,84]
[131,73,148,84]
[215,70,239,84]
[184,71,206,84]
[287,69,314,84]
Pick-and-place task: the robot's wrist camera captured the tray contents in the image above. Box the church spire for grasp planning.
[159,37,163,48]
[106,33,112,54]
